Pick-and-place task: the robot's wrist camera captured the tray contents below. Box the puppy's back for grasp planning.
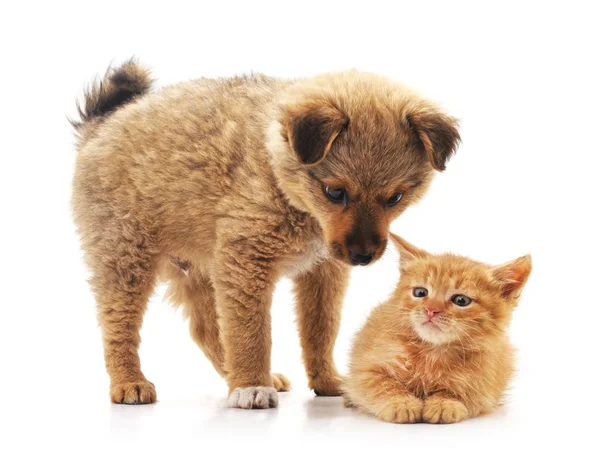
[71,65,287,250]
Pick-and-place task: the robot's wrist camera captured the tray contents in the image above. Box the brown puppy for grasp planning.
[71,60,460,409]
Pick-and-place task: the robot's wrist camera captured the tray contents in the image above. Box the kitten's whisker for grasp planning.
[451,324,480,351]
[455,321,485,337]
[451,325,469,367]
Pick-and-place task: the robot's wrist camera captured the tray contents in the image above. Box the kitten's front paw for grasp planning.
[376,395,423,423]
[343,395,356,408]
[423,397,468,424]
[228,386,278,409]
[311,372,344,396]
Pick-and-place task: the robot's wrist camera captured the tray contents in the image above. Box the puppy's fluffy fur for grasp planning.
[71,60,460,408]
[343,234,532,423]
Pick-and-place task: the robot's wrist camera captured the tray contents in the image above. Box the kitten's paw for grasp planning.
[423,397,468,424]
[311,372,344,396]
[110,380,156,404]
[228,386,278,409]
[343,395,356,408]
[271,373,291,392]
[376,395,423,423]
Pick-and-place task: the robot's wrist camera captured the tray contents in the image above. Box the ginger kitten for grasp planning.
[343,234,532,423]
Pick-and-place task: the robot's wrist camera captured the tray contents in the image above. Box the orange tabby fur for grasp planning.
[343,234,531,423]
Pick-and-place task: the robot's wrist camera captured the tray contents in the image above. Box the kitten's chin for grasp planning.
[413,321,450,345]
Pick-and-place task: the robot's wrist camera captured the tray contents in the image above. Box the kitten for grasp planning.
[343,234,531,423]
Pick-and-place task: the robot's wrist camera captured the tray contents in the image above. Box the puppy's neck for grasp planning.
[265,119,319,214]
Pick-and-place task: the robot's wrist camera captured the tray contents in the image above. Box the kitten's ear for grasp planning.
[389,233,429,264]
[283,104,349,165]
[492,255,533,299]
[406,106,461,172]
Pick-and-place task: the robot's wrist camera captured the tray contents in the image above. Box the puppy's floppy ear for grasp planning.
[389,233,429,265]
[285,105,349,165]
[406,107,461,172]
[492,255,532,299]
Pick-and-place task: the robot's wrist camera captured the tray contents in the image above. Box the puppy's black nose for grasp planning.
[349,251,374,266]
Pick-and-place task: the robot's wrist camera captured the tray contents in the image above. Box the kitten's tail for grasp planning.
[71,58,152,144]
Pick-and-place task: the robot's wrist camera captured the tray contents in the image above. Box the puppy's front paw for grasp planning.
[110,380,156,404]
[311,372,344,396]
[376,395,423,423]
[228,386,278,409]
[423,397,468,424]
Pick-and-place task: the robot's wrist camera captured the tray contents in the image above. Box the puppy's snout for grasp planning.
[349,251,375,266]
[346,238,379,266]
[340,207,386,266]
[345,230,381,266]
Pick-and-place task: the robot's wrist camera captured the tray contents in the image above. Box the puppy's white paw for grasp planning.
[228,386,279,409]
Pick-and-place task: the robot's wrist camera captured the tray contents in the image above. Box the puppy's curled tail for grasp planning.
[71,59,152,142]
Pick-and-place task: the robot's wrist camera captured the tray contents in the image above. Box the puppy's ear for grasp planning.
[492,255,532,299]
[407,108,460,172]
[389,233,429,265]
[285,105,348,165]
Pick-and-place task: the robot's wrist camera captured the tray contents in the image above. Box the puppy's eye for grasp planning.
[323,186,346,204]
[451,294,472,307]
[387,192,403,206]
[413,287,428,297]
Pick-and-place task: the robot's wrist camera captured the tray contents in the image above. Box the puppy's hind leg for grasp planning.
[173,272,226,376]
[86,221,158,404]
[172,269,291,391]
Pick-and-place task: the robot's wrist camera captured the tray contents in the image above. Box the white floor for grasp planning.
[6,381,587,461]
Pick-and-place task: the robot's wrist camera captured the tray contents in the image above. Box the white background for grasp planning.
[1,1,598,460]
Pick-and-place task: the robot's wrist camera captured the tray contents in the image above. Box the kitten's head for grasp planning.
[390,234,532,346]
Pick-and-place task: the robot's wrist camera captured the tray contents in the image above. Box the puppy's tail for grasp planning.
[71,58,152,142]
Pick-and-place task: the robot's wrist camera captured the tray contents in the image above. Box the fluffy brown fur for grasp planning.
[71,60,460,408]
[344,234,532,423]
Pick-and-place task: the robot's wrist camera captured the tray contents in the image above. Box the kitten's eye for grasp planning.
[323,186,346,204]
[413,287,428,298]
[451,294,472,307]
[386,192,403,206]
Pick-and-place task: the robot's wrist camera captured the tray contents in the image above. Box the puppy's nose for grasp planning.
[349,251,375,266]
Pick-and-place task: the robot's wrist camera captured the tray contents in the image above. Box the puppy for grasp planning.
[71,60,460,408]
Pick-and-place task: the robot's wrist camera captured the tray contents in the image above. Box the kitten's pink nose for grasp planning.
[426,308,440,320]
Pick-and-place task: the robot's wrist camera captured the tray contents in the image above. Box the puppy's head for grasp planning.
[267,71,460,266]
